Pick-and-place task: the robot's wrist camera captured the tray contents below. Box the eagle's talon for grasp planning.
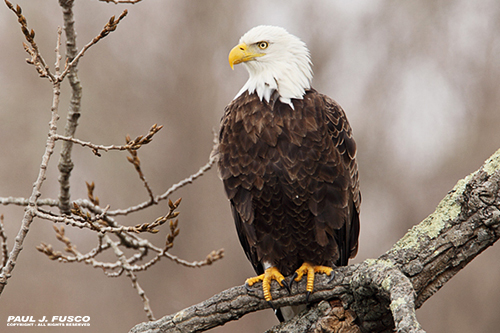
[244,281,253,292]
[293,262,334,300]
[282,278,290,293]
[244,266,286,301]
[267,300,275,310]
[289,271,299,291]
[327,271,336,283]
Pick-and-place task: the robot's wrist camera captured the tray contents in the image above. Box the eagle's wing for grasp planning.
[322,94,360,266]
[218,92,264,275]
[231,203,264,275]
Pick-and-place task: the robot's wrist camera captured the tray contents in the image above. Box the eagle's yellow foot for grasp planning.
[292,262,334,302]
[245,266,288,302]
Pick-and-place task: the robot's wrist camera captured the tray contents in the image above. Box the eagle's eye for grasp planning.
[257,41,269,50]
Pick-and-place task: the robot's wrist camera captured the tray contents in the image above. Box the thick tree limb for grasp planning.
[130,148,500,333]
[57,0,81,214]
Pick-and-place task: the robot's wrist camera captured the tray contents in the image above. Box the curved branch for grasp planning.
[130,148,500,333]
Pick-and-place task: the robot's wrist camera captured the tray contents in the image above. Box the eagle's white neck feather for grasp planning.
[234,26,313,109]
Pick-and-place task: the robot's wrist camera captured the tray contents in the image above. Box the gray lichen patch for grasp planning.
[482,148,500,176]
[392,173,472,251]
[364,258,394,268]
[389,297,406,313]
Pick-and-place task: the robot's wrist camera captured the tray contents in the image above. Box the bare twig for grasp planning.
[123,125,165,203]
[54,26,63,75]
[107,133,218,216]
[0,215,8,268]
[35,208,95,230]
[4,0,57,82]
[86,181,100,206]
[58,9,129,82]
[128,271,155,321]
[107,235,156,319]
[53,124,163,156]
[0,14,65,289]
[0,197,59,207]
[126,148,156,204]
[163,249,225,268]
[0,68,62,295]
[37,232,108,263]
[125,124,163,150]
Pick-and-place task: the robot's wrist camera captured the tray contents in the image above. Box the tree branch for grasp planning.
[4,0,57,82]
[52,123,162,157]
[0,75,62,296]
[2,0,223,320]
[57,0,128,214]
[0,215,8,268]
[130,148,500,333]
[57,0,81,214]
[106,133,218,216]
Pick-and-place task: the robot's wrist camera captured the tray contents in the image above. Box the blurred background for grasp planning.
[1,1,499,332]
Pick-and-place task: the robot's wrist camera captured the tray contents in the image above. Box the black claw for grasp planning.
[244,282,253,292]
[328,271,336,283]
[267,300,275,310]
[306,291,311,303]
[289,272,298,291]
[282,279,290,293]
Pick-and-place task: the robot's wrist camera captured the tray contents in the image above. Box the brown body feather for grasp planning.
[218,89,360,277]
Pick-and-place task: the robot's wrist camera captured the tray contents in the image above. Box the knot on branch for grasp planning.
[461,170,500,224]
[350,260,424,333]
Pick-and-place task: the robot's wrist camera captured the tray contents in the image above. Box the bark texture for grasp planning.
[130,148,500,333]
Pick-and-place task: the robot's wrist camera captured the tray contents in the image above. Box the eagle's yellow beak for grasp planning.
[228,43,264,70]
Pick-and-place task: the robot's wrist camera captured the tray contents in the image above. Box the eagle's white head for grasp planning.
[229,25,313,108]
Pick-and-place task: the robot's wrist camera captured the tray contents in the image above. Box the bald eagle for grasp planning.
[217,25,360,321]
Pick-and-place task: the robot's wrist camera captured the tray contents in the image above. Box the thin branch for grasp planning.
[107,133,218,216]
[128,270,155,321]
[163,249,225,268]
[57,9,129,82]
[53,124,162,156]
[35,208,95,230]
[0,197,59,207]
[123,126,164,202]
[33,205,176,235]
[37,233,108,263]
[0,215,8,268]
[36,199,224,275]
[86,181,100,206]
[4,0,57,82]
[0,75,62,295]
[54,26,63,75]
[106,234,155,319]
